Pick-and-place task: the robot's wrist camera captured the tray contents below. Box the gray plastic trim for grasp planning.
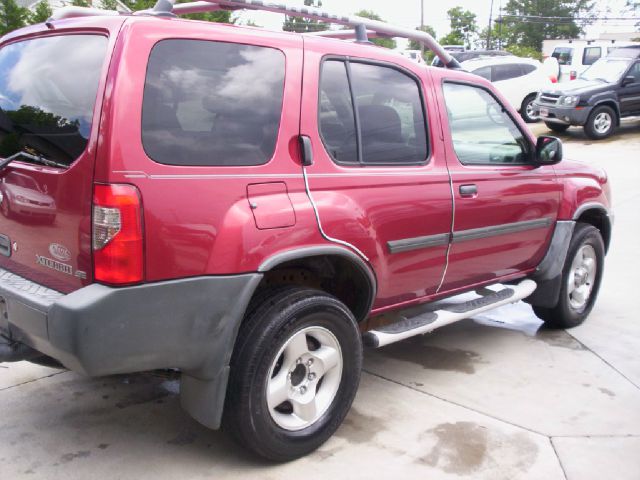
[452,218,552,243]
[388,233,450,254]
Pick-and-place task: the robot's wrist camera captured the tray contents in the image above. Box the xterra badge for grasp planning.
[36,255,73,276]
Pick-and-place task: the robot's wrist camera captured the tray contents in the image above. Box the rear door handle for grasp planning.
[459,184,478,197]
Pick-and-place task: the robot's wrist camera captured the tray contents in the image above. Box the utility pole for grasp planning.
[487,0,495,49]
[420,0,425,56]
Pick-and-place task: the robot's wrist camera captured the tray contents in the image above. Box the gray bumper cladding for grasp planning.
[0,269,263,429]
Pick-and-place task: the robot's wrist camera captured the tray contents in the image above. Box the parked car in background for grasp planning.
[431,49,512,68]
[462,56,553,122]
[550,41,639,82]
[534,46,640,139]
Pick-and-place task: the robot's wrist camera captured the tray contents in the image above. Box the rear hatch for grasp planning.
[0,33,109,293]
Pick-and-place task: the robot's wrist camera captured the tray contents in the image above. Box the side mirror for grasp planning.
[622,75,636,87]
[535,135,563,165]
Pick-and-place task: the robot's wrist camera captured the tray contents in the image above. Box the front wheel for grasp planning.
[520,94,538,123]
[533,223,604,328]
[584,105,616,139]
[223,287,362,461]
[545,121,570,133]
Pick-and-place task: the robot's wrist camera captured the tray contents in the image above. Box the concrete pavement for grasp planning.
[1,119,639,479]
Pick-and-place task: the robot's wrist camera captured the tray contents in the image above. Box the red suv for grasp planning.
[0,6,612,461]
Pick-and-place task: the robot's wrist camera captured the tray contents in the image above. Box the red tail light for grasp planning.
[550,75,558,83]
[570,70,577,81]
[92,184,143,285]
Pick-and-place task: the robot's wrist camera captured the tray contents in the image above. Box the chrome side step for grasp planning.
[363,279,537,348]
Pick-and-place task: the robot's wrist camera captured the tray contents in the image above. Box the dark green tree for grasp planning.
[71,0,91,7]
[438,7,477,49]
[353,9,396,49]
[29,1,52,24]
[283,0,327,33]
[120,0,235,22]
[502,0,594,51]
[0,0,28,36]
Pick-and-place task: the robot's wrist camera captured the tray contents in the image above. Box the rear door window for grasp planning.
[0,35,108,167]
[493,64,524,81]
[318,59,428,166]
[142,39,285,166]
[583,47,602,66]
[472,66,492,81]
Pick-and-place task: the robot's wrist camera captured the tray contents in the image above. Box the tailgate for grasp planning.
[0,34,110,293]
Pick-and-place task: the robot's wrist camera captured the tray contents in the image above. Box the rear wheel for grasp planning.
[584,105,616,139]
[545,122,570,133]
[533,223,604,328]
[520,94,538,123]
[223,287,362,461]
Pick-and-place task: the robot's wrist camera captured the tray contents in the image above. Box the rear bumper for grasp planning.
[0,268,262,428]
[533,102,593,126]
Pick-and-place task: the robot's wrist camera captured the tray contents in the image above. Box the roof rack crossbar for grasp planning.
[169,0,461,68]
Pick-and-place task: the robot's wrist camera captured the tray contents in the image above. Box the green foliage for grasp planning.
[440,6,477,49]
[101,0,120,10]
[283,0,327,33]
[503,0,594,51]
[353,9,396,49]
[0,0,28,36]
[71,0,91,7]
[29,1,52,24]
[505,44,542,60]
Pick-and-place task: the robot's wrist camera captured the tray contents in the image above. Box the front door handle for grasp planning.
[459,184,478,197]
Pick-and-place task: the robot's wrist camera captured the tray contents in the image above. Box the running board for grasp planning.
[363,279,537,348]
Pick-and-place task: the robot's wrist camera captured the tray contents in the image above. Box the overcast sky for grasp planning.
[237,0,637,48]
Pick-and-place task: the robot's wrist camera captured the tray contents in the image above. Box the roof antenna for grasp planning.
[151,0,175,17]
[354,24,370,44]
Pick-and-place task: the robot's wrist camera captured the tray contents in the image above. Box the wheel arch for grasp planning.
[573,203,612,253]
[258,245,377,323]
[592,100,621,126]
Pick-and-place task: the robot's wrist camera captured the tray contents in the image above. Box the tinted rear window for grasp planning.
[0,35,107,167]
[142,40,285,167]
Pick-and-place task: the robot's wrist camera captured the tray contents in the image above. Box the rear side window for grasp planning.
[142,40,285,166]
[521,64,536,75]
[493,64,523,81]
[583,47,601,66]
[319,59,428,166]
[472,66,492,81]
[0,35,108,167]
[552,47,574,66]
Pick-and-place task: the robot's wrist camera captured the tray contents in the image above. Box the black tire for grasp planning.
[545,122,570,133]
[223,287,362,461]
[520,94,538,123]
[27,355,65,369]
[1,197,12,219]
[584,105,616,140]
[533,223,605,329]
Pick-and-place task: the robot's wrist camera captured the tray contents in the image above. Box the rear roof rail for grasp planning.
[50,0,462,69]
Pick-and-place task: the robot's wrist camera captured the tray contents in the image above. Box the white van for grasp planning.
[551,41,639,82]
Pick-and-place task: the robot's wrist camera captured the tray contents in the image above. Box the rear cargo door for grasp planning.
[0,33,111,293]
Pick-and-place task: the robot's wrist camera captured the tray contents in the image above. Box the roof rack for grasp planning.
[50,0,461,69]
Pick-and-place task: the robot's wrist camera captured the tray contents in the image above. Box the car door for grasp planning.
[619,61,640,115]
[435,80,562,292]
[492,64,526,108]
[300,38,453,309]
